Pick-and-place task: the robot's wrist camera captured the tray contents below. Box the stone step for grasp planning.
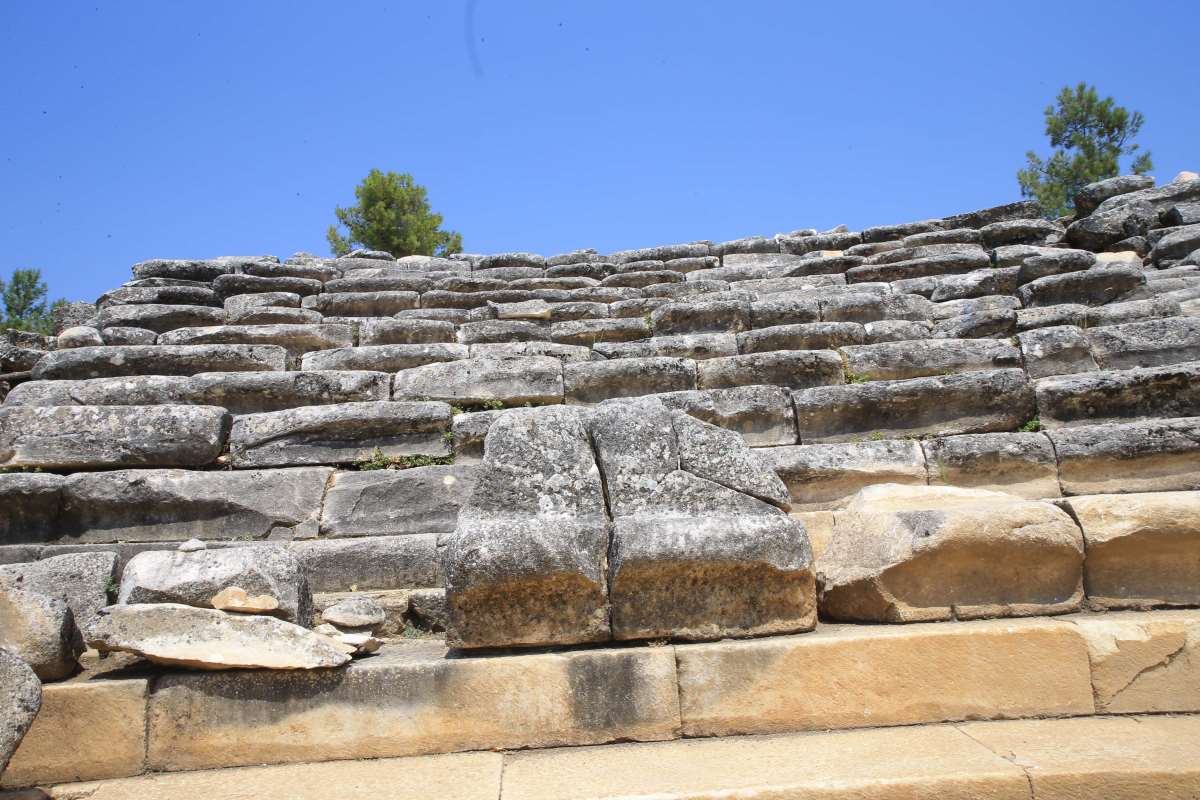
[11,715,1199,799]
[3,610,1196,788]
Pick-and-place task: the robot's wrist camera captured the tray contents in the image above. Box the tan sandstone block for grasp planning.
[792,510,835,560]
[2,679,147,788]
[959,715,1200,800]
[502,724,1029,800]
[45,751,502,800]
[676,617,1094,737]
[1071,610,1200,713]
[147,639,680,771]
[1063,491,1200,608]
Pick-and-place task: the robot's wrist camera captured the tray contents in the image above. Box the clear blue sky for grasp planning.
[2,1,1197,303]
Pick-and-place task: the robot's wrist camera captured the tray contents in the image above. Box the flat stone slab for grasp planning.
[392,356,564,406]
[0,405,229,470]
[158,324,355,364]
[1047,416,1200,494]
[839,338,1021,381]
[7,370,391,415]
[229,401,451,468]
[320,465,477,537]
[31,345,287,379]
[922,432,1060,499]
[1035,362,1200,428]
[300,343,468,372]
[88,603,350,670]
[761,440,927,508]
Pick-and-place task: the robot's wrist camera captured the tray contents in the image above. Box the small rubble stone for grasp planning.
[0,586,83,681]
[211,586,280,615]
[321,596,386,630]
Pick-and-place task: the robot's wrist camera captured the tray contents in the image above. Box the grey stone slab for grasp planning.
[1086,316,1200,369]
[320,465,477,537]
[96,303,226,334]
[1048,417,1200,495]
[761,440,927,508]
[696,350,844,391]
[0,474,63,545]
[563,357,697,403]
[31,344,287,379]
[655,384,797,446]
[922,432,1060,499]
[1016,326,1098,379]
[840,339,1021,381]
[392,356,564,406]
[300,343,468,372]
[1036,363,1200,428]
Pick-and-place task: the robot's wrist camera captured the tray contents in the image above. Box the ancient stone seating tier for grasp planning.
[2,176,1200,794]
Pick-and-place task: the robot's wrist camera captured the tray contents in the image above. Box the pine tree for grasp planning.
[1017,83,1153,217]
[327,170,463,258]
[0,268,62,335]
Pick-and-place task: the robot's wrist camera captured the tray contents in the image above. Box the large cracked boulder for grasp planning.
[0,586,83,681]
[441,406,611,649]
[119,543,312,624]
[0,647,41,776]
[88,604,350,670]
[818,485,1084,623]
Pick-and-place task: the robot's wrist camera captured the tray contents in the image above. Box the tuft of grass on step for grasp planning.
[354,448,455,471]
[1018,417,1042,433]
[845,370,869,384]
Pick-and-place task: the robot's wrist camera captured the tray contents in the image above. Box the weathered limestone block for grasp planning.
[931,307,1017,339]
[863,319,932,342]
[230,401,450,468]
[674,617,1092,737]
[650,300,750,335]
[0,474,62,545]
[1047,417,1200,494]
[564,357,696,403]
[325,274,430,293]
[1071,611,1200,713]
[736,322,864,354]
[1086,295,1181,327]
[839,338,1021,381]
[301,343,468,372]
[1036,363,1200,428]
[593,333,737,361]
[672,411,791,509]
[846,251,991,283]
[0,405,229,469]
[130,258,230,282]
[449,409,506,463]
[862,219,945,243]
[922,432,1060,498]
[320,465,477,537]
[0,587,83,680]
[99,326,156,345]
[456,320,550,345]
[1150,222,1200,264]
[55,326,104,349]
[819,485,1083,622]
[792,369,1035,442]
[1074,174,1156,215]
[549,316,648,345]
[0,552,117,631]
[748,296,821,328]
[696,351,843,391]
[58,467,331,543]
[145,642,677,771]
[212,274,322,299]
[0,648,41,776]
[587,398,679,517]
[470,341,598,363]
[31,344,287,379]
[1086,316,1200,369]
[88,604,349,670]
[291,534,439,593]
[609,501,814,641]
[1061,492,1200,608]
[1016,325,1099,378]
[1016,303,1088,331]
[120,544,311,623]
[320,595,385,631]
[392,356,564,405]
[442,407,609,648]
[611,242,708,263]
[1015,250,1096,285]
[761,440,927,509]
[359,318,456,345]
[301,291,418,316]
[8,370,391,415]
[864,243,982,266]
[223,292,302,314]
[229,306,322,325]
[1017,265,1147,307]
[655,384,796,446]
[602,269,684,289]
[96,303,225,334]
[1065,199,1158,251]
[981,218,1063,248]
[159,324,354,364]
[818,292,933,323]
[927,267,1019,302]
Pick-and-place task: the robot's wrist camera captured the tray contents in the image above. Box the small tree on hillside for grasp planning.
[1017,83,1153,217]
[0,268,63,335]
[327,170,463,258]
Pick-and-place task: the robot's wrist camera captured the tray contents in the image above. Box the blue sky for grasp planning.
[2,1,1197,303]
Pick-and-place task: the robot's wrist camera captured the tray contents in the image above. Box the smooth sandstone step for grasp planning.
[26,715,1200,800]
[8,610,1197,790]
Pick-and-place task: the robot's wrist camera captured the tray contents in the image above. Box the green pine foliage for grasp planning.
[327,169,463,258]
[1018,83,1153,218]
[0,268,64,335]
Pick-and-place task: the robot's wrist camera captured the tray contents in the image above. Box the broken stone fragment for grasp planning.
[0,551,118,632]
[819,485,1084,623]
[210,586,281,615]
[120,544,311,624]
[87,603,350,670]
[671,411,791,510]
[0,647,42,775]
[320,595,386,631]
